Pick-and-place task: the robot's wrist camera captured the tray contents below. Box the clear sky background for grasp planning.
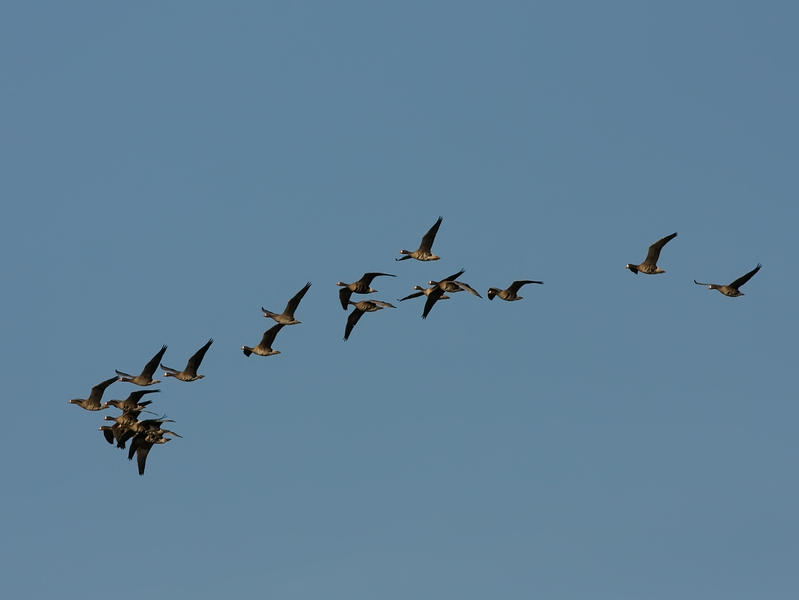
[2,1,797,598]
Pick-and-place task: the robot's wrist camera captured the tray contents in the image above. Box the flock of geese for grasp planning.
[69,217,762,475]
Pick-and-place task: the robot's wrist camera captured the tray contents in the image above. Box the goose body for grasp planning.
[337,272,396,309]
[398,285,451,302]
[344,300,396,340]
[161,338,213,381]
[68,375,118,411]
[487,280,543,301]
[116,345,167,386]
[396,216,443,261]
[422,269,481,319]
[262,282,311,325]
[243,324,285,357]
[626,232,677,274]
[694,263,761,297]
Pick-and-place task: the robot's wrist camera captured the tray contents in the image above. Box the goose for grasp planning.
[487,280,543,301]
[101,389,160,412]
[344,300,396,340]
[396,216,443,261]
[128,431,172,476]
[161,338,213,381]
[116,345,167,386]
[626,232,678,274]
[68,375,118,411]
[337,272,396,309]
[694,263,761,297]
[99,423,129,448]
[422,269,481,319]
[242,324,285,357]
[262,282,311,325]
[398,285,451,302]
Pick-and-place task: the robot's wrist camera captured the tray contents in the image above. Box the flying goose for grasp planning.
[396,216,443,261]
[161,338,213,381]
[262,282,311,325]
[116,345,167,386]
[344,300,396,340]
[694,263,761,297]
[337,272,397,309]
[422,269,481,319]
[128,431,172,476]
[68,375,118,411]
[398,285,451,302]
[99,423,129,448]
[101,389,160,412]
[626,232,678,274]
[242,323,285,357]
[487,280,543,301]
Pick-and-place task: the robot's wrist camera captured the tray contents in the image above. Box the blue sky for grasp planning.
[2,2,798,598]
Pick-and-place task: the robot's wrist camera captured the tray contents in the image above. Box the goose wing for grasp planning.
[398,290,424,301]
[344,307,365,340]
[339,287,354,310]
[360,272,396,285]
[422,286,446,319]
[729,263,761,289]
[259,324,285,348]
[643,232,677,266]
[418,216,443,252]
[140,345,168,378]
[454,281,482,298]
[183,338,213,375]
[87,375,119,404]
[284,282,312,317]
[508,280,543,294]
[436,269,465,284]
[370,300,396,309]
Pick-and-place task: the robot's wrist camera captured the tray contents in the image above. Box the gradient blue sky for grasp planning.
[2,2,798,598]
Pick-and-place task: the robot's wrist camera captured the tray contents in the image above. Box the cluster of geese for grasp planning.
[68,340,213,475]
[70,217,762,475]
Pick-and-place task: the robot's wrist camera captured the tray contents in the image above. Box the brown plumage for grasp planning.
[68,375,118,411]
[161,338,213,381]
[626,232,678,275]
[398,285,451,302]
[344,300,396,340]
[422,269,481,319]
[487,280,543,301]
[116,345,167,386]
[337,272,396,309]
[242,324,285,357]
[396,216,443,261]
[262,282,311,325]
[694,263,761,297]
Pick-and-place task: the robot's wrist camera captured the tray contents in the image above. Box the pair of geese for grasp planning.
[625,232,762,296]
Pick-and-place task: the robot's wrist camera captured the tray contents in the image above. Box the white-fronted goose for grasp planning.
[344,300,396,340]
[422,269,482,319]
[116,345,167,386]
[102,389,159,412]
[487,280,543,301]
[242,323,285,357]
[626,232,678,274]
[161,338,213,381]
[398,285,451,302]
[337,272,397,310]
[99,423,129,448]
[694,263,761,297]
[262,282,311,325]
[68,375,118,411]
[396,216,443,261]
[128,431,172,476]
